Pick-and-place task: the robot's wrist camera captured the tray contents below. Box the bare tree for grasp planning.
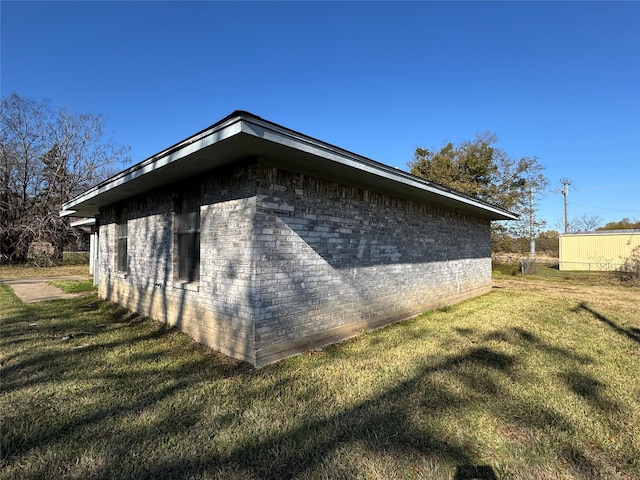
[570,213,603,233]
[1,93,130,263]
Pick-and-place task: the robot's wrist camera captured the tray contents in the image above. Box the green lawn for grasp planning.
[1,275,638,479]
[47,279,96,294]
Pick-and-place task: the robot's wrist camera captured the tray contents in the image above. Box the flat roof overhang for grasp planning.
[61,111,518,221]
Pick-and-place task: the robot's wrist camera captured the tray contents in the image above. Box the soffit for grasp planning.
[61,112,517,220]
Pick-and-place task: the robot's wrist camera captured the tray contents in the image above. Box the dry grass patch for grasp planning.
[0,264,90,279]
[1,273,638,479]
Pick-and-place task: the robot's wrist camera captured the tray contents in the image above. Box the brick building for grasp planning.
[61,112,516,366]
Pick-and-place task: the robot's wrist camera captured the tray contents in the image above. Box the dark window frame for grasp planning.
[116,207,128,273]
[176,190,201,282]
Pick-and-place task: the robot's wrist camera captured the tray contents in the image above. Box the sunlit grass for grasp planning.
[48,279,96,294]
[1,274,639,479]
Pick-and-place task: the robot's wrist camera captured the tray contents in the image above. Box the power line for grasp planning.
[568,203,640,213]
[571,183,640,192]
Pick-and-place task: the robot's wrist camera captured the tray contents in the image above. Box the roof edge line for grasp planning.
[61,110,519,221]
[239,115,518,220]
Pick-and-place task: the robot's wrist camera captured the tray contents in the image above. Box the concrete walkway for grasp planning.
[0,275,92,303]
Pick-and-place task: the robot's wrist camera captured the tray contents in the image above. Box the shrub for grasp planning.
[619,246,640,285]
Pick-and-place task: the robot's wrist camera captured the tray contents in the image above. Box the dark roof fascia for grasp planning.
[61,111,518,221]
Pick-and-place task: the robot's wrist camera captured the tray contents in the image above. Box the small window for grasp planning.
[177,193,200,282]
[117,208,128,272]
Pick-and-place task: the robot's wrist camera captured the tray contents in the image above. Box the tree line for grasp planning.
[4,93,633,265]
[407,135,638,254]
[2,94,549,263]
[408,132,548,254]
[1,93,129,263]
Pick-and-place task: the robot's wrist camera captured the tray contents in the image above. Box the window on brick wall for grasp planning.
[177,191,200,282]
[116,207,128,272]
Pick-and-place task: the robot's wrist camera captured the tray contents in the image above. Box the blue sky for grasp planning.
[2,1,639,230]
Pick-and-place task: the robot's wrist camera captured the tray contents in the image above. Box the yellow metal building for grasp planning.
[559,230,640,271]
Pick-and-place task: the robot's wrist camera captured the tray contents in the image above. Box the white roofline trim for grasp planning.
[61,111,518,221]
[70,218,97,227]
[63,118,244,210]
[240,115,515,219]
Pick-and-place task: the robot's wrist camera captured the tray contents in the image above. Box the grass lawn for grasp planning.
[492,261,636,285]
[1,274,638,479]
[0,264,90,279]
[47,279,96,294]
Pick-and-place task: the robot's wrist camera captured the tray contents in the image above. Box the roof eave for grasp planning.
[61,111,518,221]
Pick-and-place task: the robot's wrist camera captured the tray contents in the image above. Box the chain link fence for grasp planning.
[492,256,639,285]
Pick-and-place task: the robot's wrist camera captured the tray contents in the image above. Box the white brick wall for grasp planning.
[96,160,492,367]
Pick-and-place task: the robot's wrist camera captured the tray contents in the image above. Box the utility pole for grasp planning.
[561,178,570,233]
[529,186,536,256]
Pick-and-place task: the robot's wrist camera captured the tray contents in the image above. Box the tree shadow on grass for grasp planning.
[0,300,170,394]
[131,340,604,480]
[559,370,622,415]
[3,324,515,478]
[572,302,640,344]
[128,348,514,479]
[1,290,623,480]
[483,326,592,365]
[2,341,249,470]
[454,464,497,480]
